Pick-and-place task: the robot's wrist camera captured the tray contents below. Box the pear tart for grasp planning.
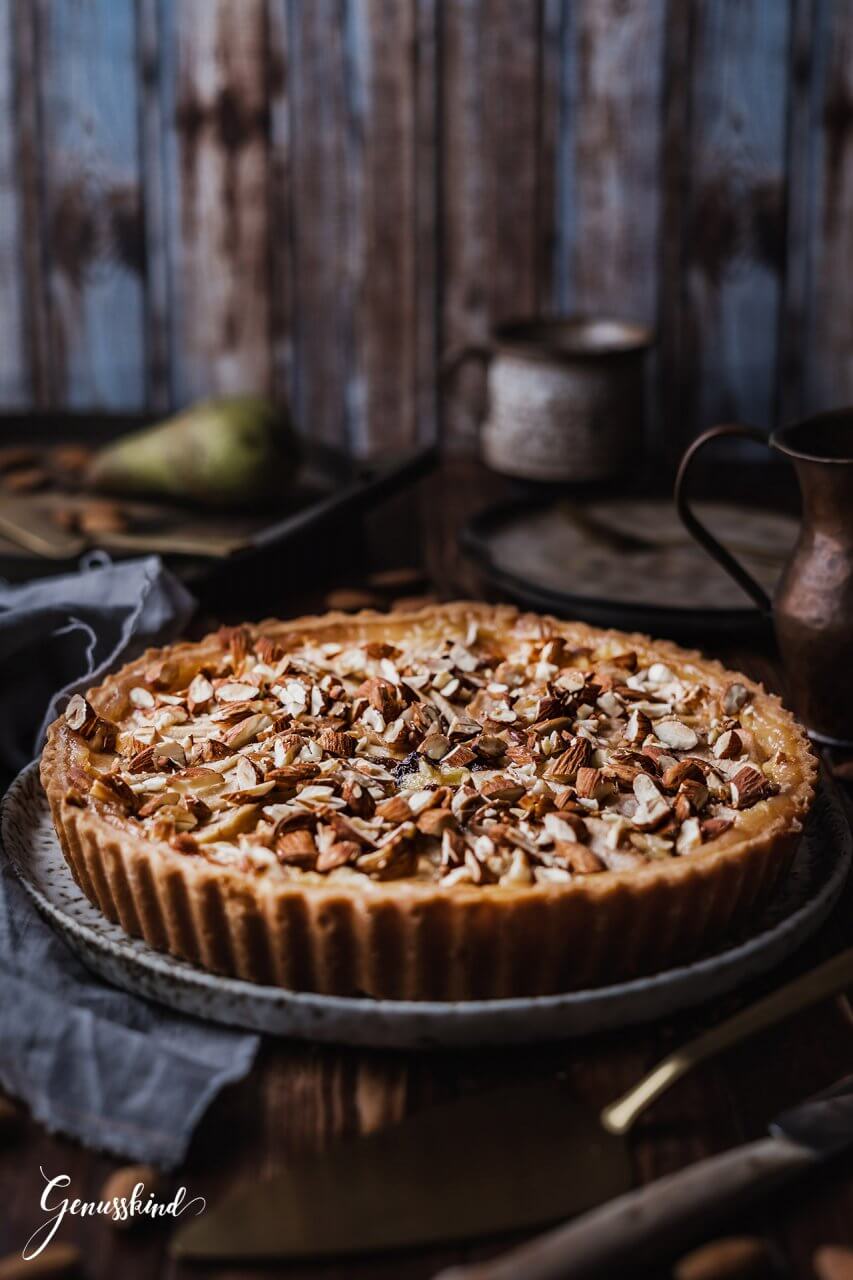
[40,604,816,999]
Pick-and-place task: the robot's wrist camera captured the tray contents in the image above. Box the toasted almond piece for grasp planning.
[417,807,456,836]
[195,804,258,843]
[315,840,358,872]
[604,760,644,788]
[126,745,157,773]
[317,729,356,758]
[232,756,263,789]
[0,1242,82,1278]
[169,833,199,854]
[730,765,769,809]
[553,841,604,873]
[624,708,652,744]
[187,672,214,712]
[356,834,417,880]
[609,650,638,672]
[572,766,602,800]
[442,743,476,768]
[701,816,734,839]
[357,676,401,719]
[324,587,382,611]
[268,762,320,785]
[328,812,375,848]
[544,811,589,843]
[723,682,750,715]
[144,657,179,689]
[673,1235,776,1280]
[655,718,699,751]
[662,758,707,790]
[224,713,271,750]
[676,816,703,855]
[64,693,98,735]
[90,775,138,813]
[255,635,284,665]
[814,1245,853,1280]
[217,624,252,669]
[679,778,709,813]
[713,728,743,759]
[341,778,376,817]
[276,829,318,867]
[376,795,412,823]
[544,736,592,781]
[129,685,156,709]
[479,776,525,804]
[217,680,261,703]
[419,733,451,761]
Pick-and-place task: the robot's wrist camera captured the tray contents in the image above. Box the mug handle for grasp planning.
[440,342,492,382]
[674,424,773,615]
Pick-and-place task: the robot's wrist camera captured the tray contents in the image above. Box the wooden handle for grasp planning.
[432,1137,814,1280]
[601,948,853,1136]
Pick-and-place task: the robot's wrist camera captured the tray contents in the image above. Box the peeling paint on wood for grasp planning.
[0,0,850,456]
[441,0,542,449]
[554,0,666,324]
[791,0,853,415]
[160,0,273,405]
[37,0,146,408]
[0,0,27,406]
[680,0,792,437]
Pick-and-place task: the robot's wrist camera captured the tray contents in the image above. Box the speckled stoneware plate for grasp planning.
[2,762,850,1048]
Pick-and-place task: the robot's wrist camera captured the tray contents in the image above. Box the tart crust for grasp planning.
[40,603,816,1000]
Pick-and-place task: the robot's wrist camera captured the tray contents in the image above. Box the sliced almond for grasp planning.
[187,672,214,713]
[552,841,603,873]
[276,829,318,868]
[655,718,699,751]
[723,682,750,715]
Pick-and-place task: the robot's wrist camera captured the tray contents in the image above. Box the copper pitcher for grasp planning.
[675,412,853,747]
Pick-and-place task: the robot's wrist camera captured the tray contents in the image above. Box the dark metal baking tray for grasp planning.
[0,412,436,611]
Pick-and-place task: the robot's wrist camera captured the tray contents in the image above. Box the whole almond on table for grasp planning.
[815,1246,853,1280]
[324,588,382,611]
[673,1235,778,1280]
[0,1244,81,1278]
[100,1163,163,1229]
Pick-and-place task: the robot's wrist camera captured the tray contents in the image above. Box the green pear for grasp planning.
[87,397,299,508]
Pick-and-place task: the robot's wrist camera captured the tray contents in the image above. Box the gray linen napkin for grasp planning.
[0,556,259,1167]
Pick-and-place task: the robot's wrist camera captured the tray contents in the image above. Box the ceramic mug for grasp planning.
[444,316,653,483]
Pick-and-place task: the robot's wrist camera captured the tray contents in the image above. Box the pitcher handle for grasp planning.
[674,424,773,615]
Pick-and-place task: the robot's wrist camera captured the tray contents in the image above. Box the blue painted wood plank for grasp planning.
[682,0,792,435]
[786,0,853,416]
[37,0,146,408]
[553,0,666,324]
[287,0,357,448]
[158,0,273,408]
[0,0,28,406]
[440,0,541,449]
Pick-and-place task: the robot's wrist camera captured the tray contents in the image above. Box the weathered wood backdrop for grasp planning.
[0,0,851,458]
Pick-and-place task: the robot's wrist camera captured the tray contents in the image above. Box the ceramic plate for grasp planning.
[2,762,849,1048]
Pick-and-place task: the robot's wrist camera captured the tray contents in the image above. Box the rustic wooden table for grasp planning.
[1,460,851,1280]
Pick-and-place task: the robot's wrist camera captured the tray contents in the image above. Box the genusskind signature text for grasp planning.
[24,1167,206,1258]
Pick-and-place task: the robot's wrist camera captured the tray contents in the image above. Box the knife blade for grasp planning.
[171,1083,631,1261]
[434,1074,853,1280]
